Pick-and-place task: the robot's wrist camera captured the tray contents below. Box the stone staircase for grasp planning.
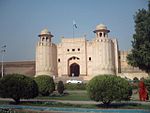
[54,76,85,83]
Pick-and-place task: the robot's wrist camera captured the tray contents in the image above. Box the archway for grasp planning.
[70,63,80,77]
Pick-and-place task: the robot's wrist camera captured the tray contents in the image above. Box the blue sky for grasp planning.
[0,0,148,61]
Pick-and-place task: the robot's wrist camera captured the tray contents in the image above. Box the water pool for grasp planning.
[0,105,150,113]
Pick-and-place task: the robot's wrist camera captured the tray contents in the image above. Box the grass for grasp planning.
[19,101,97,108]
[0,100,10,105]
[0,108,27,113]
[36,90,90,101]
[1,101,150,110]
[0,90,150,110]
[96,102,150,109]
[36,89,147,102]
[0,90,141,102]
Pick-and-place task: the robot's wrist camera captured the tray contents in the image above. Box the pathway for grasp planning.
[0,98,150,105]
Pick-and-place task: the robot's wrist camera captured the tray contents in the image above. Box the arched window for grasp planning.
[89,57,91,61]
[46,37,49,41]
[68,56,80,61]
[42,37,44,41]
[99,33,102,37]
[104,33,106,37]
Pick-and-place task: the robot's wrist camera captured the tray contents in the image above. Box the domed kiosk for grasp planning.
[94,24,110,38]
[39,29,53,36]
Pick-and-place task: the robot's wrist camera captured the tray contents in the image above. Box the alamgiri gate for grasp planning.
[35,24,148,80]
[0,24,149,81]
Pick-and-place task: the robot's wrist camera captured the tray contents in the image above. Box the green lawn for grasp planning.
[36,90,142,101]
[0,100,10,105]
[0,90,148,102]
[1,101,150,110]
[36,90,91,101]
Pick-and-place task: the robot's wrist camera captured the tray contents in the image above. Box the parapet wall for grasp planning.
[118,72,148,80]
[0,61,35,77]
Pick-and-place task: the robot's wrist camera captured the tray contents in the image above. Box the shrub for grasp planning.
[87,75,132,105]
[65,83,86,90]
[35,75,55,96]
[144,78,150,93]
[57,81,65,94]
[0,74,38,103]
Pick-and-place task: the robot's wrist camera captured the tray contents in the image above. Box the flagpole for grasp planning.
[1,45,6,78]
[1,53,4,78]
[73,24,74,38]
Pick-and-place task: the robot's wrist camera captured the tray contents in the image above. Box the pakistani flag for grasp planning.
[73,20,77,28]
[2,45,6,48]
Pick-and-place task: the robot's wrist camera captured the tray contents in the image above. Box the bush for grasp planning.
[35,75,55,96]
[65,83,86,90]
[57,81,65,94]
[87,75,132,105]
[144,78,150,93]
[0,74,38,103]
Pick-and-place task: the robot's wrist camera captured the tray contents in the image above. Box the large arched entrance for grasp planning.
[70,63,80,77]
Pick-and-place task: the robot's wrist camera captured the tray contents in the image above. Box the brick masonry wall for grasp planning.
[0,61,35,77]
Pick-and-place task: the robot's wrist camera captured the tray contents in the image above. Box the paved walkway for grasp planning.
[0,98,150,105]
[1,98,150,113]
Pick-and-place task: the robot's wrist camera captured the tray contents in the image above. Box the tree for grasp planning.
[127,1,150,75]
[57,81,65,94]
[35,75,55,96]
[0,74,38,103]
[87,75,132,105]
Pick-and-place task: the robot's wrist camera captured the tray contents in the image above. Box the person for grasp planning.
[53,75,55,80]
[139,79,148,101]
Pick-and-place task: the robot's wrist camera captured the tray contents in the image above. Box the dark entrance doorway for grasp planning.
[70,63,80,77]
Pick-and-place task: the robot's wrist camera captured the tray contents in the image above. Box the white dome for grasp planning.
[40,29,51,35]
[96,24,107,30]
